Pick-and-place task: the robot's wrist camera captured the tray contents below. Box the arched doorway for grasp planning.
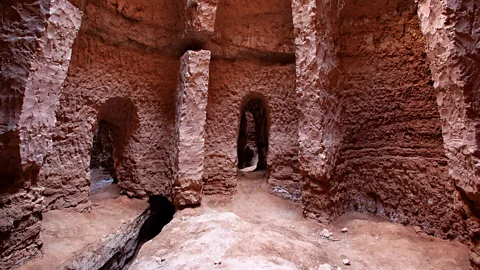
[89,97,139,199]
[90,120,117,195]
[237,96,269,172]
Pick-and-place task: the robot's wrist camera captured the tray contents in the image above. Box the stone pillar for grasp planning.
[417,0,480,266]
[172,50,211,207]
[291,0,342,222]
[184,0,218,41]
[0,0,81,268]
[0,0,81,188]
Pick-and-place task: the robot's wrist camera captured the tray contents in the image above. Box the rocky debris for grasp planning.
[412,226,423,234]
[342,259,350,266]
[319,229,340,241]
[318,263,341,270]
[341,227,348,233]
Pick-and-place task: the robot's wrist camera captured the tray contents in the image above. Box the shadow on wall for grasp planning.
[237,94,270,172]
[90,97,139,196]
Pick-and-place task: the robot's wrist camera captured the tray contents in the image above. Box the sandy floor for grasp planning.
[19,191,147,270]
[131,171,470,270]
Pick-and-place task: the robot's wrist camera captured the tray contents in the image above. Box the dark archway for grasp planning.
[89,97,139,198]
[90,121,117,195]
[237,96,269,171]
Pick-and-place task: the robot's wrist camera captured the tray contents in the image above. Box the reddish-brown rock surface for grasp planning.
[0,1,80,268]
[1,0,480,268]
[172,50,211,207]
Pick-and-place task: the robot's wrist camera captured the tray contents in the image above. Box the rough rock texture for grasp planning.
[204,60,300,200]
[0,1,81,268]
[291,0,343,222]
[207,0,295,58]
[417,0,480,264]
[0,188,44,269]
[332,0,466,240]
[131,176,470,270]
[0,0,48,185]
[0,0,81,187]
[38,3,181,209]
[68,0,185,55]
[293,0,472,242]
[58,209,147,270]
[2,0,479,267]
[172,50,211,207]
[18,196,148,270]
[184,0,218,42]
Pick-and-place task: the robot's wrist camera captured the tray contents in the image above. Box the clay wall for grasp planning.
[0,0,48,185]
[69,0,185,55]
[0,1,81,268]
[204,60,300,200]
[37,0,185,210]
[38,32,179,210]
[417,0,480,263]
[292,0,472,241]
[209,0,294,57]
[329,0,467,239]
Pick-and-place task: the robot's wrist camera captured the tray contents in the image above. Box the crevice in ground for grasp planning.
[99,196,175,270]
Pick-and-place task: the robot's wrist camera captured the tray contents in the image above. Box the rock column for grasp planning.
[0,0,82,268]
[172,50,211,207]
[417,0,480,266]
[184,0,218,41]
[291,0,342,222]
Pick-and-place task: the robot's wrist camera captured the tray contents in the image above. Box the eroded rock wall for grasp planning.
[202,0,300,200]
[0,0,48,185]
[0,188,44,269]
[293,0,472,241]
[417,0,480,264]
[0,0,81,268]
[36,0,188,211]
[204,60,300,199]
[38,34,179,210]
[0,0,80,188]
[208,0,295,58]
[332,0,466,239]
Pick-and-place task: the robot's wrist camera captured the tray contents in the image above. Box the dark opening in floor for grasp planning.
[101,196,175,270]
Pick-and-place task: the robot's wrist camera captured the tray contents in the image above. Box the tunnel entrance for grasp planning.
[89,120,118,197]
[89,97,139,200]
[237,97,269,172]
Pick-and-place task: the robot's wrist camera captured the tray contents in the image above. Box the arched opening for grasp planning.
[89,97,139,200]
[89,121,118,198]
[237,97,269,172]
